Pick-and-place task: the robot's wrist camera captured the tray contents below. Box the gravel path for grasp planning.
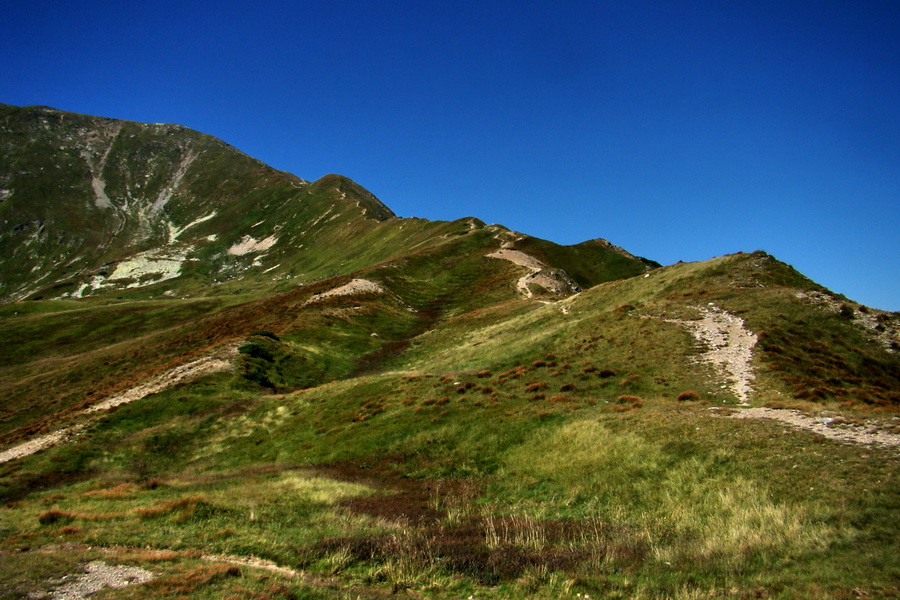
[0,429,73,464]
[84,350,235,413]
[664,305,900,449]
[728,407,900,449]
[0,346,236,465]
[27,561,154,599]
[666,305,758,405]
[486,249,580,298]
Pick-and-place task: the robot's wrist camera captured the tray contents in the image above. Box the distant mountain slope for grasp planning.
[0,104,654,303]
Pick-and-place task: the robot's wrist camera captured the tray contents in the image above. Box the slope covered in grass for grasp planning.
[1,105,897,599]
[2,248,898,599]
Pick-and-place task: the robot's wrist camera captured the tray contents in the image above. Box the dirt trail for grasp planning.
[0,346,237,465]
[726,407,900,449]
[0,430,72,465]
[18,546,306,599]
[663,305,900,449]
[85,349,235,413]
[486,249,579,298]
[201,554,301,578]
[666,305,758,405]
[27,561,154,600]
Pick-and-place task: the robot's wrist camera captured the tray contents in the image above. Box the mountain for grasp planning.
[0,104,897,600]
[0,104,654,303]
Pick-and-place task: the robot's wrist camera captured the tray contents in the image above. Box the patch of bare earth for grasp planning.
[27,561,154,599]
[303,278,385,305]
[226,234,278,256]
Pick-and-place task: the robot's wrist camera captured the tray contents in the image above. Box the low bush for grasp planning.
[249,330,280,341]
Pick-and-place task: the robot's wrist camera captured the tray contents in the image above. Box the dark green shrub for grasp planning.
[249,330,280,341]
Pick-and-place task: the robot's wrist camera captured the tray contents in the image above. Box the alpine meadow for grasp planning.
[1,104,898,599]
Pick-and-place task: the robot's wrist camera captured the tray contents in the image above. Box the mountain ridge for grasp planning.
[0,103,655,304]
[0,103,897,600]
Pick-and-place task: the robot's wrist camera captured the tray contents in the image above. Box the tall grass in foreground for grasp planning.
[495,419,838,573]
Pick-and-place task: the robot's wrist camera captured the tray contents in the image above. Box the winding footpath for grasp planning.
[0,346,236,465]
[20,547,305,599]
[666,304,900,450]
[486,249,579,298]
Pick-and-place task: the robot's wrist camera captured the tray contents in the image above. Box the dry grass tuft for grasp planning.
[499,365,532,382]
[149,564,242,595]
[81,483,138,498]
[616,395,643,410]
[135,495,214,519]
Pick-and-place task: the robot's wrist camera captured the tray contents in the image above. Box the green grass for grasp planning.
[4,365,895,598]
[2,106,898,598]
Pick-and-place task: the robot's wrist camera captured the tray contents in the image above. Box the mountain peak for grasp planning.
[309,174,396,222]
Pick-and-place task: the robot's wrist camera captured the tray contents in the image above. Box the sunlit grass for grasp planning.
[1,251,897,598]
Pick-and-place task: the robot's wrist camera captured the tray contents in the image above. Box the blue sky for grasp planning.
[3,1,899,309]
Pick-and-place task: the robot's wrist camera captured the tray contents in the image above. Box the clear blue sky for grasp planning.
[3,1,898,310]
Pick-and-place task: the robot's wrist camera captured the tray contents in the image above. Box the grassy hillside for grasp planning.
[0,105,897,599]
[2,250,898,599]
